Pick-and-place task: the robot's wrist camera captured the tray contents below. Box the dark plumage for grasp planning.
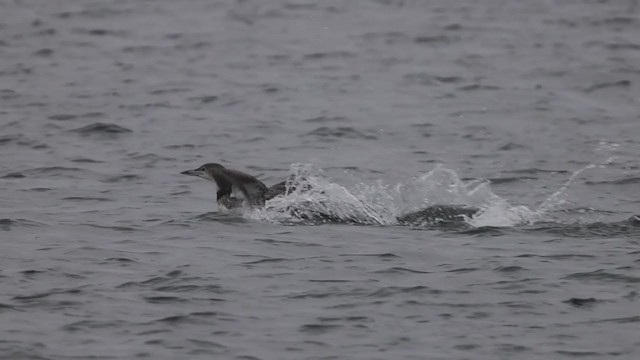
[180,163,270,208]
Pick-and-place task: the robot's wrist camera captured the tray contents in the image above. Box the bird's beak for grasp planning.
[180,169,198,176]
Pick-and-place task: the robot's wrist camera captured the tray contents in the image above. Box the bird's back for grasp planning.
[218,168,268,207]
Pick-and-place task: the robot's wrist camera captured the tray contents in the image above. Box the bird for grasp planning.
[180,163,280,209]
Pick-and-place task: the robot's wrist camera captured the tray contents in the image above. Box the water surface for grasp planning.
[1,0,639,359]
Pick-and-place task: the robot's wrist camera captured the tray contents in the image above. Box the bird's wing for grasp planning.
[221,168,268,206]
[214,176,234,202]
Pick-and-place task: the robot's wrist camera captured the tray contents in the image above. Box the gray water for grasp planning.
[2,0,640,359]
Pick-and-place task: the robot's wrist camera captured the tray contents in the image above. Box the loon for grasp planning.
[180,163,479,223]
[180,163,284,209]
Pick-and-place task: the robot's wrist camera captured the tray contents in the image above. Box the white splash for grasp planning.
[247,163,599,228]
[396,165,488,212]
[469,164,598,227]
[249,163,397,225]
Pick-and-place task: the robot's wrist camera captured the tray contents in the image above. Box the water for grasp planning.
[1,0,640,359]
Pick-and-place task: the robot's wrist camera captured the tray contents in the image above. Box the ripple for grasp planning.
[555,350,602,357]
[340,253,400,258]
[188,95,219,104]
[504,168,571,175]
[48,112,105,121]
[585,177,640,185]
[489,176,537,184]
[24,166,87,177]
[494,266,527,273]
[457,84,501,91]
[101,174,142,183]
[298,323,342,334]
[305,127,378,140]
[604,42,640,51]
[527,221,640,238]
[235,356,262,360]
[0,89,20,100]
[288,288,369,299]
[0,303,20,312]
[589,315,640,324]
[584,80,631,93]
[72,28,130,37]
[373,267,431,274]
[56,7,129,19]
[0,134,37,147]
[0,218,46,231]
[446,267,479,273]
[496,344,530,354]
[187,339,226,349]
[1,172,25,179]
[414,34,456,44]
[19,269,47,277]
[366,286,437,298]
[564,270,640,283]
[242,257,296,265]
[302,51,355,60]
[33,48,53,57]
[361,31,409,45]
[116,274,230,294]
[70,157,104,163]
[120,45,164,54]
[516,253,596,260]
[148,87,191,95]
[143,296,188,304]
[62,197,112,201]
[498,142,528,151]
[119,102,174,110]
[563,297,601,308]
[71,123,132,136]
[13,287,84,302]
[456,226,506,236]
[102,257,136,264]
[62,320,131,333]
[163,143,196,150]
[303,116,349,123]
[83,224,139,232]
[453,344,481,351]
[253,238,312,246]
[152,312,228,325]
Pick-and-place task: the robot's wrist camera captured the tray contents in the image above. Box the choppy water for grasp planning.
[2,0,640,359]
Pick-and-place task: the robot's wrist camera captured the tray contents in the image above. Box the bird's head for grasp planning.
[180,163,225,182]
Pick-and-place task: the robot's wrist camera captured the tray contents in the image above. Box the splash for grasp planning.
[469,164,598,227]
[396,165,489,212]
[534,164,597,215]
[246,164,481,226]
[249,164,397,225]
[246,162,602,228]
